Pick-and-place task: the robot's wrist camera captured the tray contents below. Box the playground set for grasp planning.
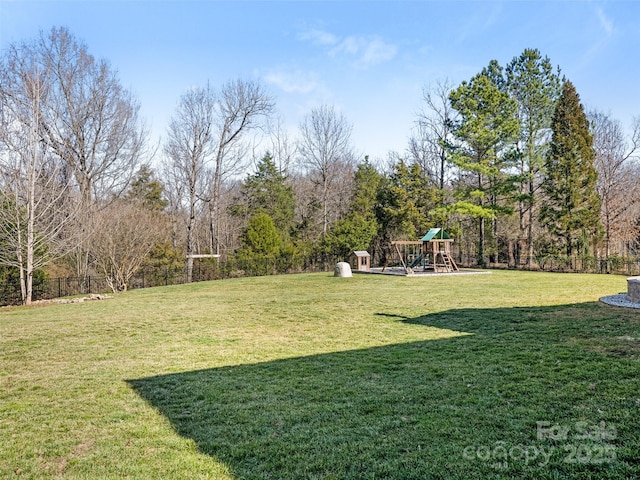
[382,228,459,275]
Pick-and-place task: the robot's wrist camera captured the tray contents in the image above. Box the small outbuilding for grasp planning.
[350,251,371,272]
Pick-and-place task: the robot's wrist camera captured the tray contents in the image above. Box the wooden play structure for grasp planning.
[383,228,458,274]
[421,228,458,273]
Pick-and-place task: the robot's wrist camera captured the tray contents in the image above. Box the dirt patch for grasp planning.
[71,438,96,457]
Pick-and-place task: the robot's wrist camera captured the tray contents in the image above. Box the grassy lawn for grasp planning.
[1,270,639,479]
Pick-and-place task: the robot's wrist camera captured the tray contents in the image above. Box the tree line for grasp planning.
[1,28,639,304]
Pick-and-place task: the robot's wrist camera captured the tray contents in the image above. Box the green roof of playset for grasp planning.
[421,228,451,242]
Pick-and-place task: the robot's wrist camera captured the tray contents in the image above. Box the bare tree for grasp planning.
[34,27,147,206]
[409,79,457,189]
[164,85,216,282]
[0,60,80,304]
[266,115,297,175]
[298,105,356,240]
[207,79,275,255]
[2,28,148,279]
[91,199,166,292]
[590,110,640,258]
[163,79,273,278]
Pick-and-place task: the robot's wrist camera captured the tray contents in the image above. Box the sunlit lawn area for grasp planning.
[1,270,639,479]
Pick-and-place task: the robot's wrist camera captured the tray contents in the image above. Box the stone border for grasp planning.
[599,294,640,310]
[32,294,112,306]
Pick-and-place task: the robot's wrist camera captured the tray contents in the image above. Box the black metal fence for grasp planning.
[455,253,640,276]
[1,255,340,306]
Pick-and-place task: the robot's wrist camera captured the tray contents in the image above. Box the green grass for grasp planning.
[1,270,639,479]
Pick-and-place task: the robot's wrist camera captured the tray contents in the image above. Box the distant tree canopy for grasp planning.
[2,28,639,294]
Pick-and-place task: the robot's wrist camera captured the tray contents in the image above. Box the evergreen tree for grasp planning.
[235,212,284,276]
[540,80,602,257]
[377,160,438,242]
[506,49,562,265]
[349,157,382,217]
[323,158,382,259]
[239,213,283,258]
[239,153,295,238]
[448,69,519,266]
[126,165,168,211]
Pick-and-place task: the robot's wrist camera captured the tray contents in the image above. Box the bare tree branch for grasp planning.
[409,79,457,189]
[208,78,275,255]
[589,110,640,258]
[297,104,355,239]
[90,200,166,292]
[34,27,148,206]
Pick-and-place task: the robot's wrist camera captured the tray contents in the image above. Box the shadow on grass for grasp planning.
[128,302,639,480]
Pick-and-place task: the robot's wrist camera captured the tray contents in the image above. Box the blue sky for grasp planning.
[1,0,639,162]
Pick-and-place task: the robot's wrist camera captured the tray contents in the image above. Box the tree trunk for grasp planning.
[439,150,446,190]
[209,144,224,256]
[527,178,535,267]
[478,216,485,267]
[26,200,34,305]
[24,98,38,305]
[477,172,486,267]
[16,225,26,304]
[186,255,194,284]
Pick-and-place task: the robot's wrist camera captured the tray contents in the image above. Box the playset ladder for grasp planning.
[435,251,459,272]
[442,252,458,271]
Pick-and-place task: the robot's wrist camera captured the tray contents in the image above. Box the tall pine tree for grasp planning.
[506,49,562,266]
[540,81,602,257]
[448,69,519,266]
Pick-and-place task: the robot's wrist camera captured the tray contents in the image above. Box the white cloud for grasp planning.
[298,28,339,46]
[264,69,319,94]
[331,35,398,67]
[332,36,361,57]
[358,37,398,67]
[595,6,614,36]
[300,28,397,68]
[576,5,618,70]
